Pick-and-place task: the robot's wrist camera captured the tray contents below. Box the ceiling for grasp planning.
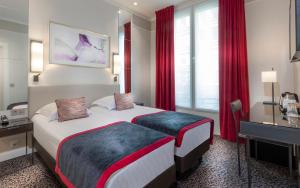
[108,0,257,21]
[119,10,132,26]
[0,0,28,24]
[107,0,188,20]
[0,0,256,25]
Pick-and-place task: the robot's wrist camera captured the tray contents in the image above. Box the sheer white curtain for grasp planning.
[118,31,125,93]
[174,0,219,111]
[174,8,192,108]
[194,1,219,111]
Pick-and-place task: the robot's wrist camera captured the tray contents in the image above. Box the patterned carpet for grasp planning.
[0,136,298,188]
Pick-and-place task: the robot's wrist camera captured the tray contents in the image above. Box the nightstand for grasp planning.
[134,102,144,106]
[0,118,34,164]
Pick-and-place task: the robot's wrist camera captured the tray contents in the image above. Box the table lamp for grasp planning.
[261,69,277,105]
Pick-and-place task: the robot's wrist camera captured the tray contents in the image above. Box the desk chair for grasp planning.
[230,99,245,176]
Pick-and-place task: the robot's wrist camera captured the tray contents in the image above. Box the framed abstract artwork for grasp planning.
[49,22,110,68]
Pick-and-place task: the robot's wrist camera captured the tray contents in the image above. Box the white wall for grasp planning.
[28,0,119,86]
[292,2,300,94]
[246,0,296,106]
[131,15,152,106]
[295,63,300,94]
[0,46,3,109]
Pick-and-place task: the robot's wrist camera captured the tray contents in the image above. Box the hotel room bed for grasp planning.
[29,85,176,188]
[32,113,176,188]
[90,105,214,175]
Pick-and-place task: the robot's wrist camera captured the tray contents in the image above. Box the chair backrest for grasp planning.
[230,100,242,114]
[230,100,242,135]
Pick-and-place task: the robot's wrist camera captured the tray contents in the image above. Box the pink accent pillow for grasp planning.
[55,97,88,122]
[114,93,134,111]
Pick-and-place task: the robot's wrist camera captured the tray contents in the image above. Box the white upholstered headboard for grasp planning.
[28,84,119,118]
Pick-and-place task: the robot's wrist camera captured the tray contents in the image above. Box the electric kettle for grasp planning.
[279,92,299,115]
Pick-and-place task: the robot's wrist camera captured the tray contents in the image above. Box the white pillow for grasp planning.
[36,102,92,122]
[91,96,116,110]
[36,103,58,121]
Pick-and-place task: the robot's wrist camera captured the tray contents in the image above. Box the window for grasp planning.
[175,0,219,111]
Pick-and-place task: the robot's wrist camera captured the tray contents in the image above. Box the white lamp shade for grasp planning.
[261,71,277,83]
[30,41,44,73]
[113,54,121,75]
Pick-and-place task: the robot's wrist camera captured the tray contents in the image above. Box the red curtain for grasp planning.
[124,22,131,93]
[155,6,175,111]
[219,0,250,142]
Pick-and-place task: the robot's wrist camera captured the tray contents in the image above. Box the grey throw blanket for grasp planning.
[55,121,174,188]
[132,111,214,147]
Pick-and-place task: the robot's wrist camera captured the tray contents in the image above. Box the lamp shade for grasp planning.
[261,71,277,83]
[30,40,44,73]
[113,54,121,75]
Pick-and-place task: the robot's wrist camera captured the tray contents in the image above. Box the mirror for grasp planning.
[118,9,132,94]
[118,9,152,106]
[0,0,29,113]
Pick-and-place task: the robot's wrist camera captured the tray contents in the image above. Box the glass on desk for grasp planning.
[286,103,299,126]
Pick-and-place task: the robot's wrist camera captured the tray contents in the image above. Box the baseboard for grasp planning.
[0,147,33,162]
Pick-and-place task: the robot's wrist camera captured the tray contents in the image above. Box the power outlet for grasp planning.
[10,140,19,148]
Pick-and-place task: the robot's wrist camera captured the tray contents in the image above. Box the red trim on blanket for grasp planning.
[55,121,126,188]
[55,167,75,188]
[131,112,214,147]
[96,135,174,188]
[177,118,214,147]
[55,121,175,188]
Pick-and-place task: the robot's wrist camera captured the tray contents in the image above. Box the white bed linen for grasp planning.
[90,106,211,157]
[32,114,174,188]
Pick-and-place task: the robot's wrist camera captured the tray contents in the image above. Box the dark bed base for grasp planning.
[33,137,176,188]
[175,139,210,176]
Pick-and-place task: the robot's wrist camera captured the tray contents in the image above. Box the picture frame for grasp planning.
[49,22,110,68]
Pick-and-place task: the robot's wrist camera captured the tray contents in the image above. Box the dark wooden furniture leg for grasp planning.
[254,140,258,160]
[237,136,241,176]
[25,131,28,155]
[288,145,293,177]
[230,99,244,176]
[32,133,34,165]
[246,137,251,188]
[297,146,300,188]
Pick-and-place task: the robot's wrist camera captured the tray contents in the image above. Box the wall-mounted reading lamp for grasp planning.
[112,53,120,82]
[30,40,44,82]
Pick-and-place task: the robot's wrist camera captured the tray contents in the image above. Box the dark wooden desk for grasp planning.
[240,103,300,187]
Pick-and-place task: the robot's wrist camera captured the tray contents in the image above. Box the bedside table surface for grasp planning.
[134,102,145,106]
[0,118,33,137]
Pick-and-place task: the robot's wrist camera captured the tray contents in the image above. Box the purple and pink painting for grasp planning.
[50,23,110,68]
